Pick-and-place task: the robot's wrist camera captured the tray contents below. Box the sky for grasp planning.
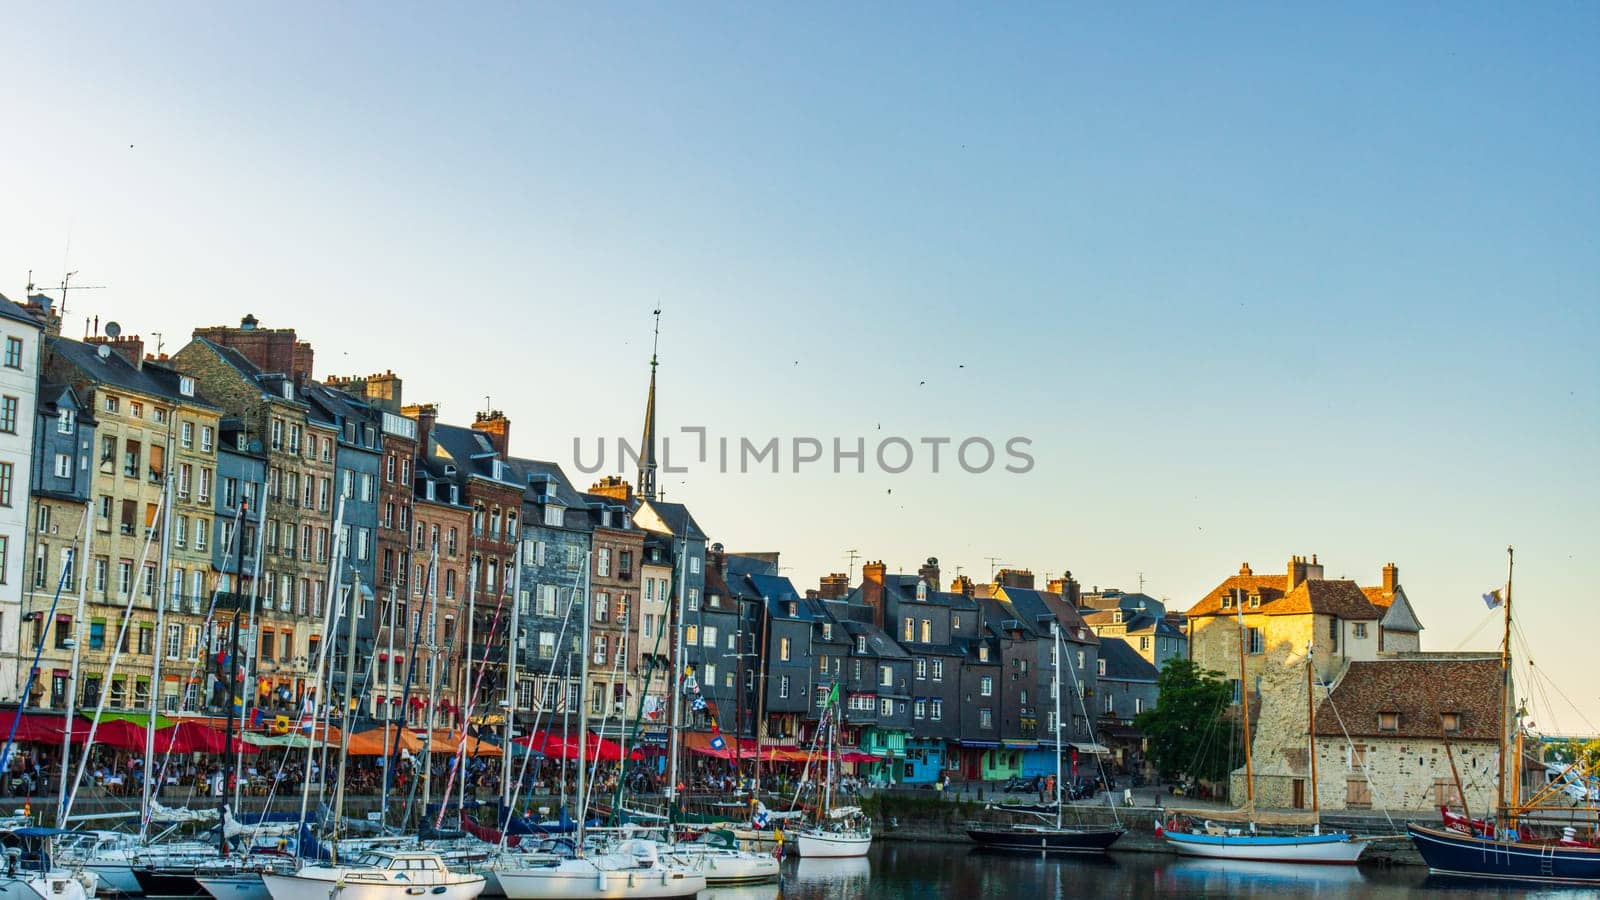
[3,4,1596,729]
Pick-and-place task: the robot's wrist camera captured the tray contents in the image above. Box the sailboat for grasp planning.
[1406,548,1600,886]
[791,685,872,858]
[1159,596,1365,864]
[967,623,1125,853]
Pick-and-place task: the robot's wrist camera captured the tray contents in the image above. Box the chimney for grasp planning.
[22,295,61,337]
[861,560,887,629]
[88,333,146,370]
[473,409,511,457]
[996,568,1034,590]
[589,475,635,506]
[1287,555,1309,590]
[1061,571,1082,608]
[1305,553,1325,582]
[818,573,850,600]
[404,403,438,456]
[192,316,313,382]
[1239,562,1253,576]
[364,370,403,412]
[709,542,727,577]
[1382,562,1398,594]
[917,556,941,591]
[950,575,975,598]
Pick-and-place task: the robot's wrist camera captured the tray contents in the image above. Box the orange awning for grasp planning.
[345,725,424,756]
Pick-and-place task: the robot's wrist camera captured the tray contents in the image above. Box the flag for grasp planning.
[1482,589,1504,609]
[251,708,265,728]
[709,732,726,752]
[827,682,841,707]
[692,695,708,712]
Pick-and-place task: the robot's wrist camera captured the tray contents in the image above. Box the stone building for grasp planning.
[1361,562,1425,654]
[1312,655,1504,813]
[1186,555,1386,806]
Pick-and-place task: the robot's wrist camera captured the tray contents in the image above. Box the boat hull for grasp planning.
[1407,823,1600,886]
[194,875,270,900]
[261,874,486,900]
[496,865,705,899]
[663,850,779,885]
[1161,830,1365,864]
[965,826,1125,854]
[792,831,872,859]
[84,865,141,896]
[132,867,208,897]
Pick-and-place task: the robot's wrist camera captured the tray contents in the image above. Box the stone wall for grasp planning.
[1311,735,1498,813]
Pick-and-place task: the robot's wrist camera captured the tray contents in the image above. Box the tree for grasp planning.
[1134,657,1239,785]
[1547,737,1600,770]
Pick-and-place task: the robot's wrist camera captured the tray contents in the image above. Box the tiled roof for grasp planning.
[50,338,220,409]
[1360,586,1394,610]
[1187,573,1288,618]
[1314,657,1502,741]
[839,619,912,659]
[636,500,706,541]
[1268,580,1381,620]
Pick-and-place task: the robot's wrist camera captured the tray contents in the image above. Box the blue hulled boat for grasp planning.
[1407,822,1600,886]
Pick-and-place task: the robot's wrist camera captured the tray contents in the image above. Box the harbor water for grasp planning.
[698,843,1600,898]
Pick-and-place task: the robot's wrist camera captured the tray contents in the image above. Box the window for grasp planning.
[779,676,790,699]
[1377,712,1400,732]
[1134,697,1144,714]
[0,462,12,506]
[166,623,182,660]
[597,549,611,577]
[879,697,893,717]
[593,592,609,623]
[931,659,943,681]
[879,665,893,687]
[702,625,718,647]
[1097,658,1107,676]
[977,644,989,662]
[1221,591,1235,610]
[1248,627,1264,655]
[180,421,194,448]
[686,588,699,611]
[0,396,17,433]
[915,658,927,679]
[855,635,866,653]
[779,637,791,662]
[2,337,21,369]
[818,654,828,673]
[88,620,105,650]
[979,708,992,729]
[200,426,213,452]
[1353,622,1368,639]
[685,625,698,645]
[542,506,563,527]
[920,619,931,642]
[1140,636,1150,651]
[902,617,915,642]
[689,556,700,574]
[1105,693,1115,713]
[1346,778,1372,808]
[931,699,943,720]
[104,394,119,414]
[53,453,71,479]
[1440,712,1461,733]
[980,675,993,697]
[1020,689,1029,705]
[1329,616,1339,652]
[58,408,75,434]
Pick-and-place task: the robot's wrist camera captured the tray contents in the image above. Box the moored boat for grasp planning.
[259,850,485,900]
[1406,821,1600,886]
[495,840,706,899]
[1157,822,1366,864]
[965,823,1125,854]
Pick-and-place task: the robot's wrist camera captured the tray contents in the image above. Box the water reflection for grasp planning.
[1156,857,1365,895]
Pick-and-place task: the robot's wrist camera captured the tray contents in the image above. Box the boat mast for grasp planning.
[380,583,395,828]
[1498,546,1514,826]
[1441,719,1471,826]
[575,552,592,852]
[461,565,476,818]
[1054,624,1064,829]
[503,537,522,810]
[421,550,442,828]
[57,502,92,827]
[220,600,242,856]
[297,496,346,857]
[666,530,688,812]
[1305,642,1320,819]
[331,571,363,845]
[141,415,176,840]
[1235,591,1254,809]
[232,492,267,815]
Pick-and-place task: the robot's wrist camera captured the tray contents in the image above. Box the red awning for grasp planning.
[516,730,641,762]
[0,711,68,743]
[839,751,878,764]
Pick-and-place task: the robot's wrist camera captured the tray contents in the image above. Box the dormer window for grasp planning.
[1378,711,1400,732]
[821,623,832,641]
[1112,610,1122,624]
[178,376,195,397]
[58,409,76,434]
[1097,659,1106,676]
[916,582,928,601]
[855,635,866,654]
[978,645,990,662]
[786,601,798,616]
[1221,593,1235,610]
[1440,713,1460,734]
[281,382,293,400]
[1248,594,1261,608]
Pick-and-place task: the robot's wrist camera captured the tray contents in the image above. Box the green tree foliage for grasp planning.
[1135,658,1238,784]
[1547,737,1600,770]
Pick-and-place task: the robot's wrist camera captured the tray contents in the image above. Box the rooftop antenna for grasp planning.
[1137,572,1146,593]
[150,332,165,356]
[985,557,1004,580]
[25,271,107,316]
[845,549,860,573]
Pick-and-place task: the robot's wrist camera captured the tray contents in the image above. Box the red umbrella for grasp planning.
[152,724,258,755]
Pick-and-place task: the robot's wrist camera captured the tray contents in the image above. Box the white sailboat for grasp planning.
[792,686,872,858]
[260,850,485,900]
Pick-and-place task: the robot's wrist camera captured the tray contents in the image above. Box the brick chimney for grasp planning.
[818,573,850,600]
[861,561,887,629]
[192,315,314,382]
[996,568,1034,589]
[1287,555,1309,590]
[709,542,727,577]
[917,556,940,591]
[87,334,146,370]
[404,403,438,456]
[950,575,975,598]
[1239,562,1253,576]
[589,475,635,506]
[22,295,61,336]
[1382,562,1398,594]
[473,409,511,457]
[1055,570,1081,608]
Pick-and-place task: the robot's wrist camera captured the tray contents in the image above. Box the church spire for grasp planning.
[637,307,661,501]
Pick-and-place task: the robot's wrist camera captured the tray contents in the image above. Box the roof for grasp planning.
[1314,657,1502,741]
[49,337,220,410]
[727,554,777,579]
[1268,580,1381,620]
[1097,638,1159,682]
[0,293,42,329]
[634,499,706,541]
[838,619,911,659]
[1188,572,1288,618]
[976,596,1038,638]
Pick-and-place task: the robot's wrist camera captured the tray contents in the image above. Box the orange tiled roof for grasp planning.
[1313,657,1501,741]
[1361,585,1395,610]
[1187,574,1287,618]
[1267,579,1382,620]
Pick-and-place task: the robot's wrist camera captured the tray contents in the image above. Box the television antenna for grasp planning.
[845,549,860,573]
[26,271,106,315]
[985,557,1005,580]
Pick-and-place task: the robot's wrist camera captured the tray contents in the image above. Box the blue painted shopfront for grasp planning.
[902,739,944,784]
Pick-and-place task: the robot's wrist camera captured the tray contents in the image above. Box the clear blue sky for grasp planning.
[3,4,1596,727]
